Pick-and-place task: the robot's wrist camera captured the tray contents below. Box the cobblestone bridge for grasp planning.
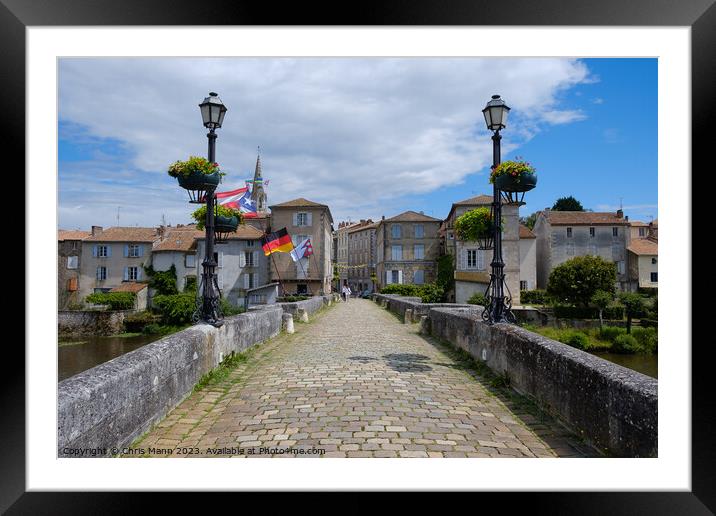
[127,298,596,458]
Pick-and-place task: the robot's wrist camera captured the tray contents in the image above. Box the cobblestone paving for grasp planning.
[126,299,598,458]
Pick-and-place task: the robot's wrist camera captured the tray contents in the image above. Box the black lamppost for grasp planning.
[197,92,227,327]
[482,94,513,324]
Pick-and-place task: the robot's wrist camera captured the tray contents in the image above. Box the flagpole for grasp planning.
[296,255,312,296]
[269,251,285,298]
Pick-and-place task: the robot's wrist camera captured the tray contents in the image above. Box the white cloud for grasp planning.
[59,57,592,226]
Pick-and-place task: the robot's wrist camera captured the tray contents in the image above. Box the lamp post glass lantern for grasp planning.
[195,92,227,327]
[482,94,515,324]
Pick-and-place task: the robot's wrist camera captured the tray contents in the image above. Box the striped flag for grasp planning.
[215,186,258,218]
[261,228,294,256]
[289,238,314,262]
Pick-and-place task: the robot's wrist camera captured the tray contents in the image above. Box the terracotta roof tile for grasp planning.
[84,226,159,242]
[519,225,536,239]
[196,224,265,240]
[383,210,442,223]
[153,229,204,252]
[348,221,378,233]
[58,230,91,241]
[627,238,658,255]
[543,211,629,226]
[270,198,328,208]
[110,282,148,293]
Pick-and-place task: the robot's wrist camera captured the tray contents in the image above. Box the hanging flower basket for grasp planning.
[490,158,537,204]
[191,205,244,244]
[168,156,224,203]
[454,207,498,250]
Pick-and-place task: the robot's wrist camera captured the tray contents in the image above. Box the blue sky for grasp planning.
[58,58,657,229]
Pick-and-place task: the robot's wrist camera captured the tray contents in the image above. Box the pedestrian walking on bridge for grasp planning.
[342,282,351,302]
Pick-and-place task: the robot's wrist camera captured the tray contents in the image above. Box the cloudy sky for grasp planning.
[58,58,657,230]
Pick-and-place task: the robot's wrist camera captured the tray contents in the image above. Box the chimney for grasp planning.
[625,215,629,222]
[617,209,624,219]
[91,225,103,236]
[360,219,366,225]
[381,215,385,220]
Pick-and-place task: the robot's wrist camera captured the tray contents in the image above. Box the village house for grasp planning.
[150,225,204,299]
[347,219,377,294]
[626,236,658,292]
[79,226,160,310]
[533,209,631,291]
[58,229,91,309]
[268,198,334,295]
[375,211,441,290]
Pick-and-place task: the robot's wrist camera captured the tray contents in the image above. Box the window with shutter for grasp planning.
[386,271,392,284]
[397,270,403,284]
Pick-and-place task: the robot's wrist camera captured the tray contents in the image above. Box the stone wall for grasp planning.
[374,294,658,457]
[58,306,283,457]
[58,310,133,337]
[278,294,337,317]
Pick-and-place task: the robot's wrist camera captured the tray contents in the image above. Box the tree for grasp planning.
[520,212,538,230]
[619,292,646,334]
[143,264,178,296]
[591,290,614,329]
[547,256,616,307]
[436,254,455,296]
[552,196,585,211]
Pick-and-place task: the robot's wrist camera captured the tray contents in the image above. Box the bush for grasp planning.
[67,302,85,311]
[553,305,623,320]
[417,283,444,303]
[547,255,617,307]
[152,293,196,325]
[632,327,658,354]
[641,318,658,328]
[599,326,626,342]
[612,334,640,354]
[184,276,197,294]
[520,289,548,305]
[467,292,488,306]
[563,331,590,350]
[85,291,136,310]
[220,297,246,316]
[142,323,162,335]
[380,284,421,297]
[637,287,658,297]
[143,264,178,296]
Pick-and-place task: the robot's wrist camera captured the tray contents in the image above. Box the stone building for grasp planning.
[79,226,160,308]
[196,224,267,307]
[442,195,521,305]
[58,229,90,309]
[150,225,204,297]
[333,221,358,288]
[268,198,334,295]
[519,224,537,292]
[347,219,377,293]
[375,211,441,289]
[533,209,631,291]
[626,237,658,291]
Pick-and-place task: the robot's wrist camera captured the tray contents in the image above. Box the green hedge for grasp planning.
[520,289,549,305]
[380,284,421,296]
[152,293,196,325]
[467,292,488,306]
[379,283,445,303]
[553,305,624,320]
[85,291,136,310]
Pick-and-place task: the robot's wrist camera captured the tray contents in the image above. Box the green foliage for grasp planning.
[553,305,623,320]
[152,293,196,325]
[599,326,626,342]
[85,291,136,310]
[67,302,85,311]
[520,212,538,230]
[167,155,221,178]
[547,255,617,307]
[619,292,647,333]
[551,196,585,211]
[454,207,494,241]
[489,158,536,184]
[191,204,243,231]
[278,295,311,302]
[564,331,590,350]
[143,264,178,296]
[436,254,455,293]
[184,276,197,294]
[467,292,488,306]
[591,290,614,310]
[612,334,640,354]
[380,284,421,296]
[220,297,246,316]
[520,289,549,305]
[418,283,445,303]
[142,323,161,335]
[193,351,249,391]
[632,327,658,354]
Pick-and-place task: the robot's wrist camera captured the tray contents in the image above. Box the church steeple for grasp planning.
[250,147,267,213]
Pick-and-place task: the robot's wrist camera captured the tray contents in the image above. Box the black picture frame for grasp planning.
[6,0,711,511]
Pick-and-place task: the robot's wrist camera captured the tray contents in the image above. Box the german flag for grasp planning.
[261,228,295,256]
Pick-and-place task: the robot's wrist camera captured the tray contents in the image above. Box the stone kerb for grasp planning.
[373,293,476,321]
[278,296,326,318]
[428,306,658,458]
[57,306,283,457]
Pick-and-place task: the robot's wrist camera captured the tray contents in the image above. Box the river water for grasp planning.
[588,351,658,379]
[58,334,162,382]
